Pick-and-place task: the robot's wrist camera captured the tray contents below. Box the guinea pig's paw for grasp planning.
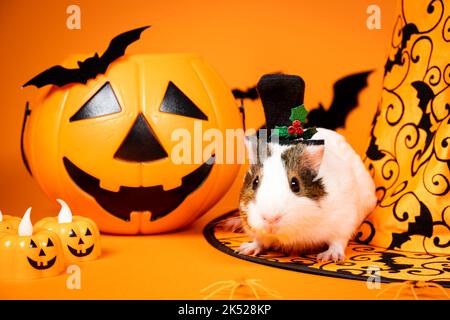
[316,247,346,262]
[220,216,243,233]
[237,241,263,256]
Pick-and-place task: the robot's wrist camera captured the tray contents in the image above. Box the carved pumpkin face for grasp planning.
[35,200,101,263]
[0,210,21,234]
[23,54,242,234]
[0,208,64,280]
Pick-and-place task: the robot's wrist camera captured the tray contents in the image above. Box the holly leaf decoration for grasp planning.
[289,104,308,123]
[274,126,289,138]
[301,127,317,140]
[273,106,317,140]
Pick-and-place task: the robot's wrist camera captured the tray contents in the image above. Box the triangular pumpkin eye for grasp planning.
[70,82,121,122]
[29,240,37,248]
[47,239,54,247]
[160,82,208,120]
[114,114,168,162]
[69,229,77,237]
[85,228,92,236]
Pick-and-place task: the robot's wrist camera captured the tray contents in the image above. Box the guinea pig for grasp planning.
[236,128,377,262]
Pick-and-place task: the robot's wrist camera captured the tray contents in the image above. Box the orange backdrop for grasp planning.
[0,0,401,299]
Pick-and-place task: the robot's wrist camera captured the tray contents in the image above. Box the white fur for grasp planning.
[240,128,377,261]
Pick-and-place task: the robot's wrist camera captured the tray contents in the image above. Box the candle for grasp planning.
[35,199,101,263]
[0,208,65,280]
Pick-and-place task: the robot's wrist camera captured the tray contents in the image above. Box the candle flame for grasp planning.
[0,210,2,222]
[18,207,33,236]
[57,199,73,223]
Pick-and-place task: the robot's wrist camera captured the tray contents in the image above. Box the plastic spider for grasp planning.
[376,280,450,300]
[201,278,282,300]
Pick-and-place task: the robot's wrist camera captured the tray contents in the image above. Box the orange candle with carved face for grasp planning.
[0,208,65,280]
[35,199,101,263]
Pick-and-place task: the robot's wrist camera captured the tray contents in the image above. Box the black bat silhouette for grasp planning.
[384,23,419,75]
[412,80,435,114]
[23,26,150,88]
[232,87,259,100]
[232,87,259,131]
[412,80,435,155]
[374,252,413,271]
[366,108,386,161]
[388,199,433,250]
[232,71,372,131]
[306,71,372,130]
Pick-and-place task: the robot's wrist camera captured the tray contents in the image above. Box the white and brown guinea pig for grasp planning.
[237,129,377,261]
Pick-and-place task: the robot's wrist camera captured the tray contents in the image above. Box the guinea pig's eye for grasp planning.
[290,177,300,193]
[252,176,259,190]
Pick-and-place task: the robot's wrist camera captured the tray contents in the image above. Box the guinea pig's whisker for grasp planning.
[214,216,240,225]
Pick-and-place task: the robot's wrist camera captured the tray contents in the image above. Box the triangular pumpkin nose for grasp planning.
[114,114,168,162]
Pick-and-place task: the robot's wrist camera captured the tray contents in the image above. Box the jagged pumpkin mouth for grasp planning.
[67,244,95,257]
[27,256,57,270]
[63,156,215,222]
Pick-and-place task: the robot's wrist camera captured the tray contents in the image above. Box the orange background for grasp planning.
[0,0,403,299]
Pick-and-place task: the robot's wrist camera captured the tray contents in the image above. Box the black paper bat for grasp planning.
[232,87,259,131]
[232,72,283,101]
[23,26,150,88]
[232,87,259,101]
[232,71,372,131]
[306,71,372,130]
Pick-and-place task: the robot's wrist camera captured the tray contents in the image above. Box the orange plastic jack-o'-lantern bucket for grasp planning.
[22,27,242,234]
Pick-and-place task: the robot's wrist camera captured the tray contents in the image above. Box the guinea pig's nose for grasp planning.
[262,214,282,224]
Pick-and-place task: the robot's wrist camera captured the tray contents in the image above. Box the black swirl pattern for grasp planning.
[360,0,450,255]
[203,211,450,287]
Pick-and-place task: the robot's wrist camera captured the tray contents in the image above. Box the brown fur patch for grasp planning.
[239,163,261,229]
[240,140,271,211]
[281,144,327,200]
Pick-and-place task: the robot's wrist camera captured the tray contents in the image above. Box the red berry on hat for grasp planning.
[296,127,304,135]
[292,120,301,128]
[288,126,296,135]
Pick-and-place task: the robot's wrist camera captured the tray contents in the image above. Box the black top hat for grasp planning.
[256,73,323,145]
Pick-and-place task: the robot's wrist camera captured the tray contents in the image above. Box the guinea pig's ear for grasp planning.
[245,135,259,165]
[244,135,271,165]
[305,144,324,172]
